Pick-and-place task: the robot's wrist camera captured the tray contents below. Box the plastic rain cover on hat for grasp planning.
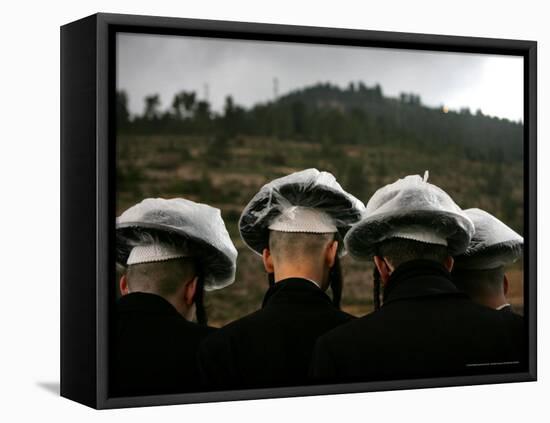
[116,198,238,291]
[454,208,523,270]
[344,171,475,260]
[238,168,365,256]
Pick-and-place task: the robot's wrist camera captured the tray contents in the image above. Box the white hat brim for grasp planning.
[344,209,474,260]
[117,221,236,291]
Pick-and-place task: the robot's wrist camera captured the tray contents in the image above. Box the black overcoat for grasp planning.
[310,260,525,383]
[198,278,353,390]
[112,292,216,396]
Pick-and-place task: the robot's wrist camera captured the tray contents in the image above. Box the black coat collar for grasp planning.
[117,292,182,317]
[498,304,514,313]
[262,277,334,308]
[383,259,467,306]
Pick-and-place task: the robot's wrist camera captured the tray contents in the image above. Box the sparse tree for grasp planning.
[172,91,197,119]
[182,92,197,116]
[224,95,235,117]
[373,83,383,99]
[116,90,130,128]
[144,94,161,120]
[195,100,211,120]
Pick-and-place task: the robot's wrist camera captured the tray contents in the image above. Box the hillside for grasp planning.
[119,81,524,162]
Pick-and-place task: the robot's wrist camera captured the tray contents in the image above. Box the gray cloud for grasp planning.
[117,32,523,122]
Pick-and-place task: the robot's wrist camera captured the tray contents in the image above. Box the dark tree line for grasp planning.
[117,81,523,162]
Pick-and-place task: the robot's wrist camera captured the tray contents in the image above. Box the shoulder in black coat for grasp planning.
[198,278,354,390]
[310,260,525,384]
[499,304,522,316]
[111,292,216,397]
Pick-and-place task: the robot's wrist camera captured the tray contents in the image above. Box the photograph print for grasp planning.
[113,30,528,398]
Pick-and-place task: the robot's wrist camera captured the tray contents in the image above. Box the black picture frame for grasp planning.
[60,12,537,409]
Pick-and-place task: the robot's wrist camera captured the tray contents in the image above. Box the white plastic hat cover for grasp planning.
[238,168,365,256]
[116,198,238,291]
[454,208,523,270]
[344,172,475,259]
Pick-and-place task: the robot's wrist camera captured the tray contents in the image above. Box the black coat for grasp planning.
[111,292,216,397]
[198,278,353,390]
[310,260,525,383]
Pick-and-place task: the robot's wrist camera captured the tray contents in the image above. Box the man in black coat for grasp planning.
[113,198,238,396]
[310,174,525,383]
[198,275,353,390]
[452,208,524,315]
[198,169,364,390]
[310,257,524,383]
[113,290,215,396]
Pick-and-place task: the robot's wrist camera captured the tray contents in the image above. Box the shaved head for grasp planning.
[452,266,506,298]
[377,237,450,269]
[126,257,197,297]
[268,231,335,263]
[264,230,339,293]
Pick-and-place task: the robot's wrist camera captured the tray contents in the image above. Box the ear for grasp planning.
[119,274,129,296]
[503,273,509,296]
[183,275,198,306]
[325,240,339,268]
[374,256,391,284]
[262,248,274,273]
[443,256,454,272]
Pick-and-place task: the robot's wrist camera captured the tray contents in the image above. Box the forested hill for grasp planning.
[117,82,523,161]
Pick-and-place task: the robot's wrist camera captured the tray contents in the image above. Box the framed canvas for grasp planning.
[60,12,537,409]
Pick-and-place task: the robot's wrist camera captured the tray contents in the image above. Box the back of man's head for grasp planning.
[265,230,338,290]
[269,231,335,264]
[126,257,197,297]
[119,230,209,322]
[377,237,450,269]
[452,266,506,303]
[370,237,453,310]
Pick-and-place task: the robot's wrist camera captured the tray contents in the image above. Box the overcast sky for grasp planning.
[117,33,523,122]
